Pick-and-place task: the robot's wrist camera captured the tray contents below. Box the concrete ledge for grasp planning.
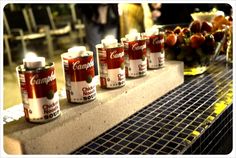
[4,61,184,154]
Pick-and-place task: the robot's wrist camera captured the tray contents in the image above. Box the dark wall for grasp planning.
[158,3,232,25]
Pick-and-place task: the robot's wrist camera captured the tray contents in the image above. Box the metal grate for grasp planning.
[184,104,232,154]
[72,58,233,155]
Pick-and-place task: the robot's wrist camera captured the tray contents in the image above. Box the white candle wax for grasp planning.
[125,32,141,41]
[101,38,118,48]
[67,46,87,58]
[145,27,159,36]
[23,57,46,69]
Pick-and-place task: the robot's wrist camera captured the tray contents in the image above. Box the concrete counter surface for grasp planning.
[4,61,184,154]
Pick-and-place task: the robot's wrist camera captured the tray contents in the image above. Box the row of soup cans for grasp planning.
[16,31,165,123]
[63,31,165,102]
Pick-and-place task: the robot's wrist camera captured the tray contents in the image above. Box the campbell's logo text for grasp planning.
[72,60,94,71]
[152,38,164,45]
[30,71,56,85]
[132,43,146,51]
[110,51,124,59]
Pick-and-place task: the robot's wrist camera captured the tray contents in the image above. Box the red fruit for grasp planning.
[202,34,215,53]
[204,34,215,46]
[174,26,182,34]
[165,30,174,36]
[166,33,177,47]
[190,33,205,48]
[201,31,208,36]
[213,30,225,42]
[201,21,213,32]
[212,15,230,30]
[181,27,191,36]
[189,20,201,33]
[177,33,185,44]
[226,16,233,22]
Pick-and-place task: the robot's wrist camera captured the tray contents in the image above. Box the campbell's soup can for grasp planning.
[121,38,129,77]
[16,63,61,123]
[61,51,96,103]
[147,33,165,69]
[96,43,126,88]
[126,39,147,77]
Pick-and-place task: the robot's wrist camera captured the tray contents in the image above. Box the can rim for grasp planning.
[16,62,55,72]
[61,51,94,59]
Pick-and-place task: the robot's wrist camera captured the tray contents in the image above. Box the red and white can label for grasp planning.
[147,34,165,69]
[127,39,147,77]
[98,46,125,88]
[18,65,60,123]
[121,38,129,77]
[62,55,96,103]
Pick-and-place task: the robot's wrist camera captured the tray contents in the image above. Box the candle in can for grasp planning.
[101,35,118,48]
[97,37,125,89]
[16,53,61,123]
[143,29,165,69]
[23,52,46,69]
[123,32,147,78]
[61,47,96,103]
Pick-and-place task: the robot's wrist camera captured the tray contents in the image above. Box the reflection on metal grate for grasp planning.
[184,104,232,154]
[72,59,233,155]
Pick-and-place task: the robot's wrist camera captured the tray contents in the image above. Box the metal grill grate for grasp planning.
[184,104,232,154]
[72,59,233,155]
